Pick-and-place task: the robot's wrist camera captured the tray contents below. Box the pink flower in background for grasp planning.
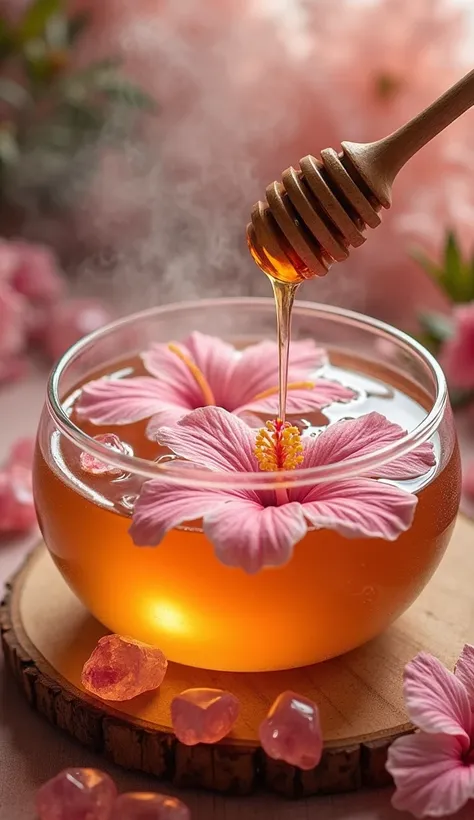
[0,281,25,359]
[0,240,113,379]
[63,0,474,334]
[0,279,28,385]
[439,303,474,390]
[0,437,37,534]
[130,407,434,573]
[463,460,474,500]
[76,332,355,435]
[1,240,64,303]
[40,298,112,361]
[386,647,474,817]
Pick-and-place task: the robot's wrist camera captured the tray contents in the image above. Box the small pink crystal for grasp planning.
[81,634,168,701]
[80,433,130,475]
[114,793,190,820]
[36,767,116,820]
[171,687,240,745]
[259,690,323,770]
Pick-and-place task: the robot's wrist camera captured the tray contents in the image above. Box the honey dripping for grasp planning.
[246,223,311,424]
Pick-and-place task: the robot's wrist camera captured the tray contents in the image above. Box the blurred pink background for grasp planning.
[3,0,473,329]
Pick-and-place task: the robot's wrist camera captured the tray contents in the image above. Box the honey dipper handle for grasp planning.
[342,68,474,208]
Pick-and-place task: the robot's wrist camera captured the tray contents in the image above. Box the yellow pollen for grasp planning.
[254,418,304,472]
[168,343,216,406]
[251,381,315,402]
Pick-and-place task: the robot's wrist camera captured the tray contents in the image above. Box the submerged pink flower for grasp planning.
[386,646,474,818]
[0,437,36,534]
[440,303,474,391]
[76,332,355,435]
[130,407,435,573]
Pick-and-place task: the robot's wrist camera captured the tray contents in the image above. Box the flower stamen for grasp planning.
[168,343,216,406]
[251,381,315,402]
[254,418,304,472]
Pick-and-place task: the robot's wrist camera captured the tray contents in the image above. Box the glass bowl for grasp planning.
[33,298,461,672]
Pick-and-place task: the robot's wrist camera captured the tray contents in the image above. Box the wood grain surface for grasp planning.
[2,518,474,798]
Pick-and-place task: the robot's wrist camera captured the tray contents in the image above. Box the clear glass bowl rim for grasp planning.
[46,297,448,491]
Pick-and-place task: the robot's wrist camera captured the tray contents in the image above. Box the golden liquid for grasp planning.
[34,353,461,671]
[270,278,299,421]
[247,223,309,420]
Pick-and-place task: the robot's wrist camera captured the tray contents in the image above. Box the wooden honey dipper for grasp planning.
[247,68,474,283]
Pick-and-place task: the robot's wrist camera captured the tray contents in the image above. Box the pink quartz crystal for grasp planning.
[259,690,323,770]
[80,433,130,475]
[114,793,190,820]
[36,768,116,820]
[171,687,240,745]
[81,634,168,701]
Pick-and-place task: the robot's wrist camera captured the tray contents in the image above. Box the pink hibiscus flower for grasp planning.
[129,407,435,574]
[76,332,356,436]
[386,646,474,818]
[440,303,474,391]
[0,437,37,534]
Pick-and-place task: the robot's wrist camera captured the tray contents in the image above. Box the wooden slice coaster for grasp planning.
[2,517,474,798]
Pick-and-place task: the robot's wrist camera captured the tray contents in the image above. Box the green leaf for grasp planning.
[18,0,62,41]
[412,231,474,304]
[67,11,90,43]
[419,311,454,343]
[443,231,465,302]
[411,248,442,282]
[99,79,157,110]
[450,388,474,410]
[0,79,30,108]
[44,13,68,50]
[0,18,14,61]
[0,128,19,166]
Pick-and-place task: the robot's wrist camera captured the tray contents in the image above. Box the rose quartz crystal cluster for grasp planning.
[114,793,190,819]
[171,688,240,745]
[36,768,117,820]
[81,634,168,701]
[36,768,190,819]
[259,691,323,770]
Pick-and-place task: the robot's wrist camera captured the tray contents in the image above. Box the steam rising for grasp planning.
[71,0,364,313]
[19,0,474,321]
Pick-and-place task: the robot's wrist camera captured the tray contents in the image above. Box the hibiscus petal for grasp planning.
[76,377,178,425]
[455,645,474,710]
[302,411,435,479]
[146,407,196,437]
[129,478,240,546]
[156,406,258,473]
[236,380,356,417]
[387,732,474,818]
[227,339,325,408]
[404,653,471,741]
[180,331,237,406]
[204,499,307,574]
[141,342,205,406]
[298,478,417,540]
[75,376,189,424]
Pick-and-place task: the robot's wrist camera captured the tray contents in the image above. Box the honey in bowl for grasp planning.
[34,316,460,672]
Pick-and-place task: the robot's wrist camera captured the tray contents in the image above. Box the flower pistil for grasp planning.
[254,418,304,472]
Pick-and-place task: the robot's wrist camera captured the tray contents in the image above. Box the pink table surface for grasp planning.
[0,376,471,820]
